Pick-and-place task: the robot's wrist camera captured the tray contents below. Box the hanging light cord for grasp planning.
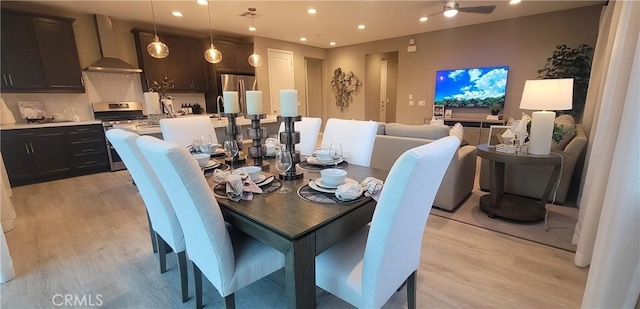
[207,0,214,45]
[150,0,158,35]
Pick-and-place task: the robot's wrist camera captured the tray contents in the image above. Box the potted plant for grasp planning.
[489,103,501,116]
[150,74,175,114]
[537,44,594,122]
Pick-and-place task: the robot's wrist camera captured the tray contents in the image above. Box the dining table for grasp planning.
[207,157,388,308]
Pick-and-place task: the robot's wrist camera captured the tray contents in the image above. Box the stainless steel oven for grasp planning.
[92,102,146,171]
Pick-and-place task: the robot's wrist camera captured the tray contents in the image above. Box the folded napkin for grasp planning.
[334,177,384,202]
[212,169,263,202]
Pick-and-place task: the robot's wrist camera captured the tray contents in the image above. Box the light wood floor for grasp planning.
[1,171,588,308]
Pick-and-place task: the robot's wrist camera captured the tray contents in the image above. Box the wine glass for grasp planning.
[200,134,214,154]
[274,149,292,193]
[223,139,239,170]
[330,143,343,168]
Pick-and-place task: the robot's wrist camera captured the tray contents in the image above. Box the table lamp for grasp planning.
[519,78,573,155]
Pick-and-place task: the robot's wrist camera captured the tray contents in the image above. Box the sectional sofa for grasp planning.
[370,122,477,211]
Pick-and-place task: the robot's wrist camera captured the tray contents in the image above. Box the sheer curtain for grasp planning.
[572,0,639,307]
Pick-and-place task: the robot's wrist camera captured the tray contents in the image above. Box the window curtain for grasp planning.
[572,0,639,307]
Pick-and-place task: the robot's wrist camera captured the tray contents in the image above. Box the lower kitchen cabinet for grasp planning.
[1,124,109,187]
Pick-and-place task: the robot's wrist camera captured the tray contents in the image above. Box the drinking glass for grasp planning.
[330,142,343,168]
[200,134,214,153]
[223,139,239,170]
[274,149,292,193]
[192,138,202,153]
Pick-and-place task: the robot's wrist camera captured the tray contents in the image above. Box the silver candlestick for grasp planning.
[245,114,269,171]
[277,115,304,180]
[222,113,245,165]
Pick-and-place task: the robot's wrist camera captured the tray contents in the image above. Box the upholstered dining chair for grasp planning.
[315,136,460,308]
[159,115,218,147]
[320,118,379,167]
[105,129,189,302]
[136,135,285,309]
[278,117,322,156]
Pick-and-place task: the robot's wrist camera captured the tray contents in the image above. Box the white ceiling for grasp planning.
[14,1,602,48]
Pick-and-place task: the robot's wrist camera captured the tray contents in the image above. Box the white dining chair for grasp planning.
[159,115,218,147]
[278,117,322,156]
[315,136,460,308]
[105,129,189,302]
[136,135,285,309]
[320,118,379,167]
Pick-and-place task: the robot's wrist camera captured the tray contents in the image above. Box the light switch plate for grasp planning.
[409,100,414,106]
[418,100,426,106]
[409,94,413,100]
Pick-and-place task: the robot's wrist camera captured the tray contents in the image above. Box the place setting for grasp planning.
[297,143,349,172]
[210,166,282,201]
[298,168,384,204]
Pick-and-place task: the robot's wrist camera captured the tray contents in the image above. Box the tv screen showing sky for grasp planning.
[434,66,509,108]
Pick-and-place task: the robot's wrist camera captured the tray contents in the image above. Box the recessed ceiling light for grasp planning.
[509,0,521,4]
[172,11,183,17]
[329,42,336,46]
[196,0,207,5]
[300,37,307,42]
[308,8,317,14]
[419,16,428,22]
[249,26,256,32]
[358,24,365,30]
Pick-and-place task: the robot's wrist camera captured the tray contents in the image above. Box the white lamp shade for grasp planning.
[519,78,573,111]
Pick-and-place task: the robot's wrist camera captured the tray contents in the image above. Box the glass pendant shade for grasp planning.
[248,53,263,67]
[147,35,169,59]
[204,44,223,64]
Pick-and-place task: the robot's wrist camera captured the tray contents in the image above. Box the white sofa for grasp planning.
[369,123,477,211]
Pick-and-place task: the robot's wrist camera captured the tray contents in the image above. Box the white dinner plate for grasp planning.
[308,180,336,193]
[306,156,344,166]
[201,160,221,170]
[255,174,275,187]
[313,177,358,189]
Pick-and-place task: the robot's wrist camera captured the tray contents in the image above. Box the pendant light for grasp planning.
[247,8,263,67]
[204,0,222,63]
[147,0,169,59]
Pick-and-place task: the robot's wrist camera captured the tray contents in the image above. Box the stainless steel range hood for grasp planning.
[85,15,142,73]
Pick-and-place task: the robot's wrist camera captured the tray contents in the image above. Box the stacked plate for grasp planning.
[306,156,344,166]
[308,178,358,193]
[254,173,275,187]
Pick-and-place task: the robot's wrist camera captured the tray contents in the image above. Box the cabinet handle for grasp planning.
[146,79,150,89]
[8,74,13,86]
[76,128,91,132]
[2,74,7,86]
[24,143,30,154]
[80,76,84,87]
[82,148,95,152]
[30,142,35,153]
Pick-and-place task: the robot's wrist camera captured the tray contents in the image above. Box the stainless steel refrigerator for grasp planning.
[220,74,257,114]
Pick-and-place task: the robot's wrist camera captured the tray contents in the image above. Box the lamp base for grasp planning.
[528,111,555,155]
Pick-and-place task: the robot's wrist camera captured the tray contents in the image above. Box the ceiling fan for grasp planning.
[440,1,496,18]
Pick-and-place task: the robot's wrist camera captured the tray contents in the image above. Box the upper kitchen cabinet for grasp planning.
[132,29,208,92]
[0,10,84,93]
[214,40,255,74]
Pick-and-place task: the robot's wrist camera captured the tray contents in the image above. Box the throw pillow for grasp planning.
[449,122,464,143]
[385,123,449,140]
[552,114,576,150]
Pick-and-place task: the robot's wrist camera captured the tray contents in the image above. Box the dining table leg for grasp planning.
[286,232,316,309]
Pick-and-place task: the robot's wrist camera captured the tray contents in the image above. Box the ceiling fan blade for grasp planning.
[458,5,496,14]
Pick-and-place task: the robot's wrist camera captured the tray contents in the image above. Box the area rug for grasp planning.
[430,189,579,252]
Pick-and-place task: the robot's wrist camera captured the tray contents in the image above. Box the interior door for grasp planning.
[268,49,294,115]
[379,60,388,122]
[305,58,323,120]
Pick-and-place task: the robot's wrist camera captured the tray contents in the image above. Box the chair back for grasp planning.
[363,136,459,307]
[278,117,322,156]
[136,136,235,291]
[159,116,218,147]
[320,118,378,167]
[105,129,185,252]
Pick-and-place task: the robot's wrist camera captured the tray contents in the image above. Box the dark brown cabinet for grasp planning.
[0,10,84,93]
[0,124,108,187]
[214,40,255,74]
[132,29,208,92]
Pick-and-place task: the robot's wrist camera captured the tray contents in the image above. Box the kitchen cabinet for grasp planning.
[0,124,108,187]
[214,40,255,74]
[132,29,208,92]
[0,10,84,93]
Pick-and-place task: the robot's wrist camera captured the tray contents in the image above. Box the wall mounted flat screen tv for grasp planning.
[434,66,509,108]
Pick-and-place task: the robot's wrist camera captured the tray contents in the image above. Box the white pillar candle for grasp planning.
[280,90,298,117]
[223,91,240,114]
[143,92,160,115]
[246,91,263,115]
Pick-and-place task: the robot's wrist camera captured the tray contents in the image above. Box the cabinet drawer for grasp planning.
[70,140,105,154]
[72,152,108,168]
[68,128,104,142]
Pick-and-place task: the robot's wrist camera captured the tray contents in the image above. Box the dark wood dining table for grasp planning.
[209,159,387,308]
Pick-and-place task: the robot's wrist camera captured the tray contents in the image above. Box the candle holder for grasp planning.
[277,115,304,180]
[245,114,270,171]
[222,113,246,165]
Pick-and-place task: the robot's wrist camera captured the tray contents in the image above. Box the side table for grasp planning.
[476,144,562,221]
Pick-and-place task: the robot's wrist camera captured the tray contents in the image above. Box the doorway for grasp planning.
[305,58,323,120]
[365,52,398,122]
[268,49,294,115]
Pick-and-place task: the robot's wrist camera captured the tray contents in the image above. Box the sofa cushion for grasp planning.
[552,114,576,150]
[449,122,464,143]
[385,123,450,140]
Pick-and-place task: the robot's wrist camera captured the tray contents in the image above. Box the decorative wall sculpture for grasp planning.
[331,68,362,110]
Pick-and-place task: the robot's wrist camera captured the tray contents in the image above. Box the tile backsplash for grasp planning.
[0,72,205,123]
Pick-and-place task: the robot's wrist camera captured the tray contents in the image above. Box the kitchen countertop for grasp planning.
[113,115,280,135]
[0,120,102,130]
